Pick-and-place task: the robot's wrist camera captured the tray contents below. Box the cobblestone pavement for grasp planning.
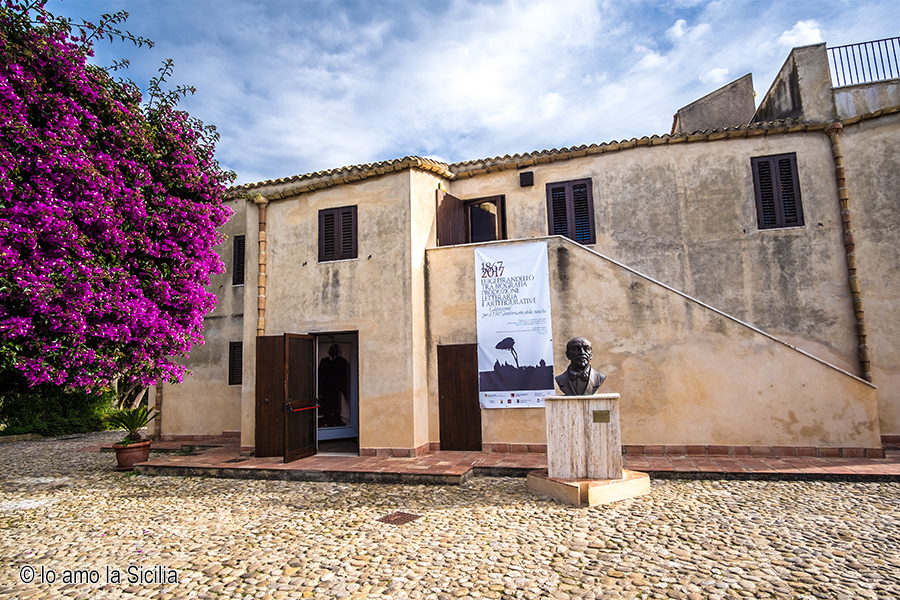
[1,432,899,600]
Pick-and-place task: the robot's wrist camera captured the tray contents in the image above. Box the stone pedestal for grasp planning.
[528,393,650,506]
[527,469,650,507]
[545,393,623,480]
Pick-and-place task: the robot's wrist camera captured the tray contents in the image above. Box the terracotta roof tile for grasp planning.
[229,156,453,197]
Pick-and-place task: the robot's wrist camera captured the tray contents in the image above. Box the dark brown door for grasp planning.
[438,344,482,451]
[436,189,467,246]
[284,334,317,462]
[255,335,286,457]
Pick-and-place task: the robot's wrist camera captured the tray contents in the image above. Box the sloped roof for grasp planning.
[230,105,900,199]
[230,156,453,199]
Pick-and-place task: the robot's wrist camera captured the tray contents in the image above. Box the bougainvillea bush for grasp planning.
[0,0,234,400]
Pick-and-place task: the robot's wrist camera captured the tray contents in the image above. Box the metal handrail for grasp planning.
[828,37,900,87]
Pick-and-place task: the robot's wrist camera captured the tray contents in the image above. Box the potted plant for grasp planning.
[105,406,159,471]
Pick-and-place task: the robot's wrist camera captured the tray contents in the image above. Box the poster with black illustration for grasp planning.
[475,242,554,408]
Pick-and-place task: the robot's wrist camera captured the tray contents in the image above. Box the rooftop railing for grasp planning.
[828,37,900,87]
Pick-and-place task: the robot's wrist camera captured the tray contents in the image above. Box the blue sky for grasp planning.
[51,0,899,185]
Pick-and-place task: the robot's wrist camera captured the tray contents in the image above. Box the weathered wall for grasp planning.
[672,73,756,133]
[841,111,900,435]
[161,197,246,437]
[449,132,859,377]
[236,170,445,451]
[409,170,442,449]
[240,199,260,449]
[834,81,900,120]
[427,238,880,448]
[425,239,547,445]
[753,43,835,123]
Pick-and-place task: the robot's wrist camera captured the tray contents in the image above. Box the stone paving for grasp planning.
[1,432,899,600]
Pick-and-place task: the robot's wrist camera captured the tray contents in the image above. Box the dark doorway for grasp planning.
[437,343,482,451]
[316,333,359,450]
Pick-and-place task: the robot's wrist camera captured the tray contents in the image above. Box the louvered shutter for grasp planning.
[228,341,243,385]
[320,211,336,261]
[549,185,569,238]
[777,156,802,226]
[571,182,593,244]
[754,158,778,227]
[319,206,358,261]
[752,154,804,230]
[232,235,245,286]
[546,179,595,244]
[338,206,357,259]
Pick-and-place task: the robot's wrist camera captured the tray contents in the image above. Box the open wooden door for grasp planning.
[284,334,317,462]
[255,335,286,457]
[436,189,467,246]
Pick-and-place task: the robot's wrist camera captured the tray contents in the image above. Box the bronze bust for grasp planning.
[555,337,606,395]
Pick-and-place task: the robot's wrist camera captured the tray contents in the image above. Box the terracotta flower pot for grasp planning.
[113,439,152,471]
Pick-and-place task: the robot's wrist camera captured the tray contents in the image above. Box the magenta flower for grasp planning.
[1,1,235,394]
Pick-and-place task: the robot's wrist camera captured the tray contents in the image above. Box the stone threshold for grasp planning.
[126,446,900,486]
[362,443,888,459]
[624,444,887,459]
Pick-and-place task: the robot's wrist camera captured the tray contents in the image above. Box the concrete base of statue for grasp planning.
[526,393,649,506]
[545,393,623,479]
[527,468,650,507]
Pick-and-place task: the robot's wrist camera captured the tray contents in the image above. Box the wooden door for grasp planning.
[255,335,286,457]
[437,344,482,451]
[284,334,317,462]
[436,189,467,246]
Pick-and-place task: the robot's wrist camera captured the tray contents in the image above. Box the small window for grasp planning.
[546,179,595,244]
[228,341,242,385]
[752,153,804,230]
[232,235,245,286]
[435,191,506,247]
[319,206,358,262]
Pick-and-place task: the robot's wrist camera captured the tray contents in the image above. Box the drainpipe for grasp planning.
[254,194,269,337]
[826,122,872,382]
[152,384,163,439]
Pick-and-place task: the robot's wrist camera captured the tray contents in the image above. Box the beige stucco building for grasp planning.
[157,40,900,461]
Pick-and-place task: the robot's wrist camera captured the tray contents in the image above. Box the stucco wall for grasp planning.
[449,133,859,378]
[410,170,442,449]
[672,73,756,133]
[842,112,900,435]
[753,43,835,123]
[427,238,880,448]
[834,80,900,120]
[237,170,446,451]
[161,197,246,437]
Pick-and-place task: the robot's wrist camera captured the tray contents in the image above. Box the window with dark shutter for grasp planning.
[546,178,596,244]
[752,153,804,230]
[436,191,507,246]
[232,235,245,286]
[318,206,358,262]
[228,341,242,385]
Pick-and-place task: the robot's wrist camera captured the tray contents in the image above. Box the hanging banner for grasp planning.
[475,242,554,408]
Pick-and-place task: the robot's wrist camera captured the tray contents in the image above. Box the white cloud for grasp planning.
[54,0,900,184]
[777,20,825,48]
[539,92,564,120]
[666,19,711,44]
[666,19,689,41]
[700,68,730,84]
[634,47,667,71]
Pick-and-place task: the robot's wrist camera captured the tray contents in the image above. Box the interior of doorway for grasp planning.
[316,331,359,455]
